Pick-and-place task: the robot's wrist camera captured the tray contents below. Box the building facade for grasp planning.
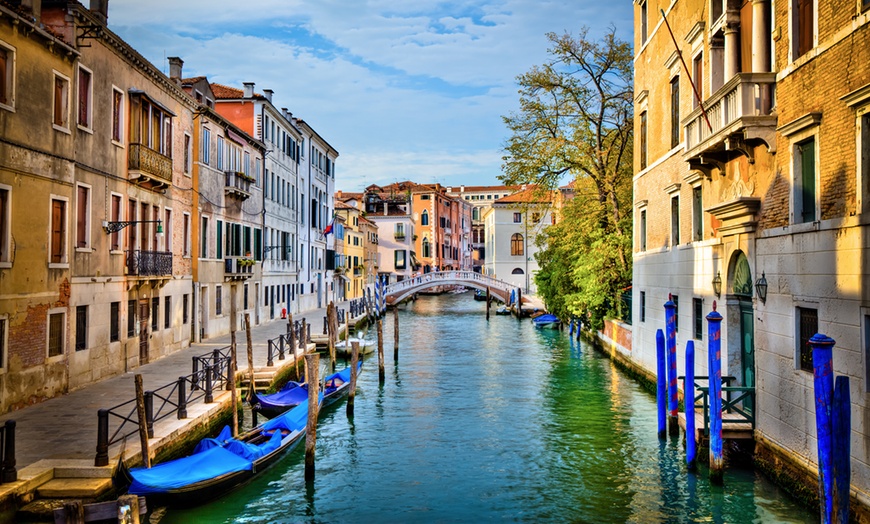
[363,185,417,282]
[445,184,516,272]
[632,0,870,512]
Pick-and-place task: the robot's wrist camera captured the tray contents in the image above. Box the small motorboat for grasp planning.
[473,289,487,301]
[495,305,511,315]
[532,313,561,329]
[335,335,374,357]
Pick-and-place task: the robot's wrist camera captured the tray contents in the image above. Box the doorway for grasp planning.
[138,299,150,364]
[740,301,755,413]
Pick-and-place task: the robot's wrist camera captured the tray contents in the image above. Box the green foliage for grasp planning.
[501,27,633,330]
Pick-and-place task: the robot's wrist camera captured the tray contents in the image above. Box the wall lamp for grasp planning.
[102,220,162,234]
[263,245,291,255]
[755,272,768,303]
[712,271,722,298]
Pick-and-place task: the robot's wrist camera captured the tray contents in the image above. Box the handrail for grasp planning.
[679,375,755,436]
[384,271,516,300]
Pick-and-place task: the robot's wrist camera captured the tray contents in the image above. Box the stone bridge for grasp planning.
[384,271,522,306]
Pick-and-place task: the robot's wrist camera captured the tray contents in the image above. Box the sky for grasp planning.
[108,1,634,192]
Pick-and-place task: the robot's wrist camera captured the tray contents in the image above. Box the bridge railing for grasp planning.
[385,271,515,298]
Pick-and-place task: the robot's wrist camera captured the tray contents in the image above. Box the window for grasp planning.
[794,0,815,58]
[183,294,189,324]
[216,285,223,316]
[217,136,225,170]
[48,311,64,357]
[0,43,15,109]
[693,298,703,340]
[109,194,121,251]
[795,137,817,223]
[244,284,249,310]
[127,299,136,337]
[670,76,680,148]
[422,238,431,258]
[112,87,123,143]
[511,233,524,256]
[53,72,70,131]
[511,268,524,274]
[183,133,191,174]
[127,199,137,251]
[798,307,818,372]
[640,0,648,43]
[164,209,172,253]
[182,212,191,256]
[692,186,703,241]
[640,291,646,323]
[201,127,211,164]
[472,207,480,221]
[0,317,5,369]
[692,54,703,108]
[639,111,648,169]
[0,185,9,263]
[395,250,407,269]
[76,185,90,249]
[75,305,87,351]
[639,209,647,251]
[862,111,870,212]
[164,296,171,329]
[672,295,679,332]
[110,302,120,342]
[421,210,429,226]
[513,212,522,223]
[201,216,209,258]
[671,196,680,246]
[50,198,67,264]
[130,95,172,156]
[77,66,92,129]
[151,297,159,331]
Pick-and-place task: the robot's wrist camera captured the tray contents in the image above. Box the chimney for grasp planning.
[168,57,183,83]
[243,82,255,98]
[21,0,41,22]
[263,89,274,102]
[89,0,109,25]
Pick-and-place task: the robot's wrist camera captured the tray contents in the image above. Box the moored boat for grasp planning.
[473,289,487,301]
[249,361,362,418]
[532,313,561,329]
[495,305,511,315]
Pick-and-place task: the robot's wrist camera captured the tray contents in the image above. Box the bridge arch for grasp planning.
[384,271,523,306]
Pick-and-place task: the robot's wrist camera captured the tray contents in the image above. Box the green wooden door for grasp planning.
[740,304,755,414]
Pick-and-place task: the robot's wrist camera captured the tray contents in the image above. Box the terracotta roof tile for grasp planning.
[211,83,244,99]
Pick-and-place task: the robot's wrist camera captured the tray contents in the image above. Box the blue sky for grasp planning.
[109,1,634,191]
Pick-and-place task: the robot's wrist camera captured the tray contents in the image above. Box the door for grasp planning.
[739,303,755,414]
[138,299,150,364]
[317,273,323,309]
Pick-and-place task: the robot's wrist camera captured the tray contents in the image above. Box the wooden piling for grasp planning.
[486,287,491,320]
[664,295,679,436]
[656,329,666,440]
[706,302,724,484]
[811,333,836,522]
[304,353,320,481]
[516,289,522,319]
[833,375,851,524]
[393,306,399,361]
[327,302,336,370]
[685,340,696,471]
[347,341,359,417]
[288,314,297,379]
[244,314,254,428]
[377,319,385,383]
[230,327,238,437]
[344,309,350,344]
[301,320,307,382]
[134,374,150,469]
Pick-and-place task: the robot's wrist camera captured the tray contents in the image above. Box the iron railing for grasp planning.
[126,250,172,276]
[128,143,172,182]
[680,375,756,435]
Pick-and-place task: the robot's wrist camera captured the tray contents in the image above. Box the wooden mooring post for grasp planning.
[516,288,522,319]
[244,313,254,428]
[134,374,150,469]
[664,295,679,436]
[377,319,385,383]
[393,306,399,361]
[327,302,336,370]
[485,287,491,320]
[706,302,724,484]
[230,326,238,437]
[347,341,359,417]
[655,329,666,440]
[304,353,320,481]
[685,340,696,471]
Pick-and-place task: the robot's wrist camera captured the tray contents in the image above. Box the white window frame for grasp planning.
[842,85,870,214]
[183,132,192,176]
[182,212,191,257]
[76,64,94,132]
[109,191,123,254]
[48,194,70,268]
[789,0,818,63]
[201,214,210,259]
[0,183,10,268]
[0,39,16,112]
[52,70,71,134]
[111,85,125,147]
[75,182,92,251]
[201,126,211,165]
[780,115,822,224]
[46,307,66,361]
[164,207,173,253]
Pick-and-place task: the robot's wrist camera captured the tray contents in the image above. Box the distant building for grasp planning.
[361,185,417,282]
[446,185,518,272]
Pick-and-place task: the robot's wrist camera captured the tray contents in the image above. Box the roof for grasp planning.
[334,201,354,210]
[495,186,557,204]
[445,184,519,193]
[210,83,245,99]
[181,76,207,85]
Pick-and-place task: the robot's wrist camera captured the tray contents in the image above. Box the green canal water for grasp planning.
[160,293,815,523]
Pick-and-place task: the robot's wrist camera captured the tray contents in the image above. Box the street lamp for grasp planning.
[755,272,768,303]
[712,271,722,298]
[102,220,162,234]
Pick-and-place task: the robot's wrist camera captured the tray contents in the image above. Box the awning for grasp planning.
[410,251,421,270]
[336,274,350,282]
[227,128,249,147]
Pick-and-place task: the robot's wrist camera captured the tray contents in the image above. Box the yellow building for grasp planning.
[335,201,365,298]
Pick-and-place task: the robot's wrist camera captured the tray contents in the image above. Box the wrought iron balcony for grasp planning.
[225,256,256,280]
[683,72,777,168]
[128,143,172,189]
[126,250,172,277]
[394,232,406,240]
[225,171,253,200]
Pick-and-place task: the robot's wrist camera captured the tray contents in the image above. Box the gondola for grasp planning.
[114,396,318,508]
[249,361,361,418]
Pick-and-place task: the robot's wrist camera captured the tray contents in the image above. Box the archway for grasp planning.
[727,250,755,413]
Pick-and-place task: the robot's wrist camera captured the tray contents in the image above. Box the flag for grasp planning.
[323,216,335,237]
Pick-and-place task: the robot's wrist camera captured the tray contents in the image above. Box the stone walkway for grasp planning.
[0,301,355,473]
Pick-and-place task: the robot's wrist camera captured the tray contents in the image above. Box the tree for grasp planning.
[501,27,633,330]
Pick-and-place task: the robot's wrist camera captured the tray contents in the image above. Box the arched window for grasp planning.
[511,233,524,256]
[421,210,429,226]
[512,268,524,275]
[422,237,431,258]
[472,207,480,221]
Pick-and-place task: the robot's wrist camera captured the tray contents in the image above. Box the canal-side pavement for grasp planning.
[0,300,359,507]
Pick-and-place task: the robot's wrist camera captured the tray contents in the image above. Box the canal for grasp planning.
[161,293,815,523]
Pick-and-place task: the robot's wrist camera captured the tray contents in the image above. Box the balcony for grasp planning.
[394,232,406,241]
[225,171,253,200]
[128,143,172,190]
[126,250,172,277]
[225,256,256,280]
[683,72,777,170]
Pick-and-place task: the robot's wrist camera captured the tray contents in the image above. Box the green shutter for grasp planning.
[254,228,262,260]
[216,220,223,259]
[800,138,816,223]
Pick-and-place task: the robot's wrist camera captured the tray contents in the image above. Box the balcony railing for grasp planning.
[683,72,777,160]
[225,256,255,280]
[225,171,253,200]
[394,232,406,240]
[127,250,172,277]
[128,143,172,187]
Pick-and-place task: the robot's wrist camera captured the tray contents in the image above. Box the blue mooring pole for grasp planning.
[656,329,666,439]
[832,375,851,524]
[811,333,836,524]
[685,340,696,471]
[707,301,724,484]
[664,295,678,436]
